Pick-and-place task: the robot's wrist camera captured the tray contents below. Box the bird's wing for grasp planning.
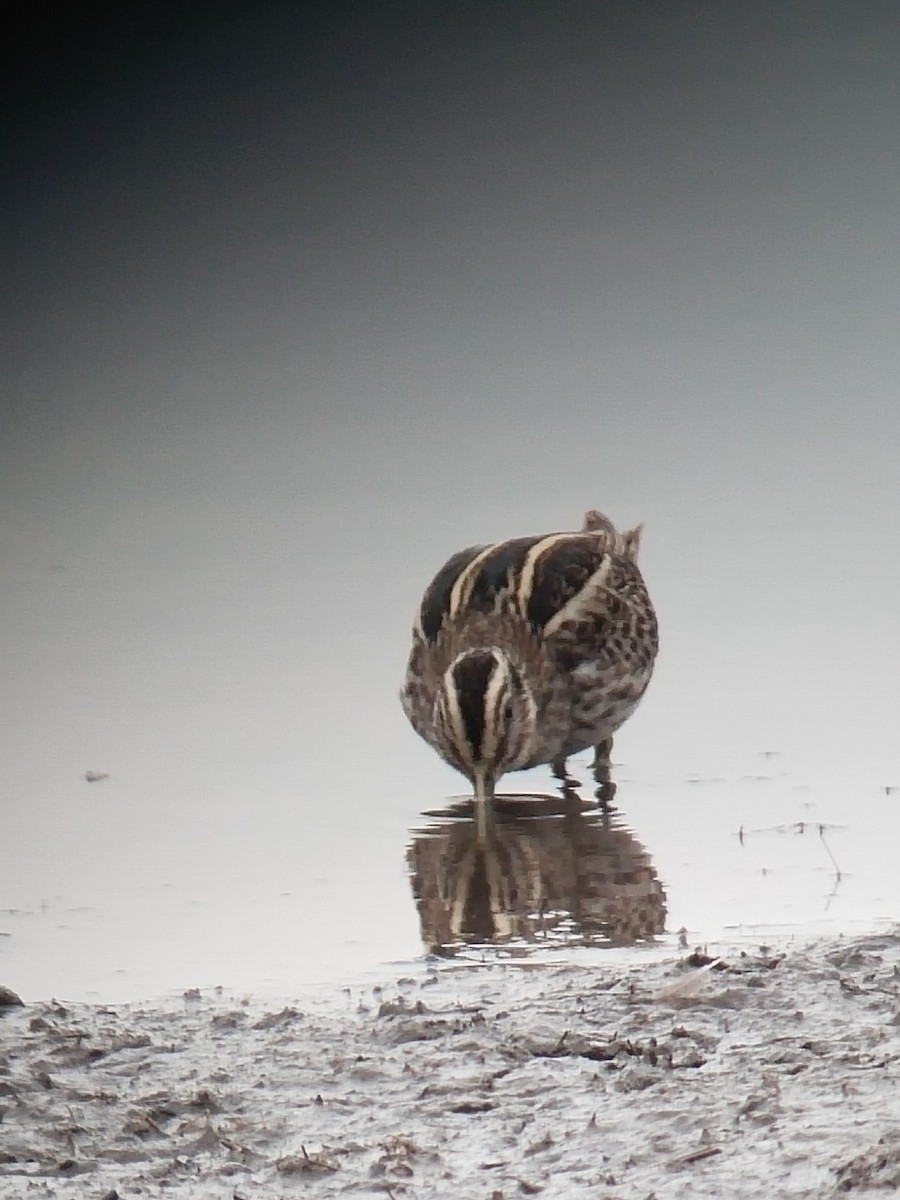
[534,537,659,676]
[515,533,611,633]
[414,543,489,643]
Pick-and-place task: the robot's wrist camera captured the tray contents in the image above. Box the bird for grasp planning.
[400,509,658,806]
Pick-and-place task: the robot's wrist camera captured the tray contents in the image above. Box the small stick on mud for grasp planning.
[671,1145,722,1166]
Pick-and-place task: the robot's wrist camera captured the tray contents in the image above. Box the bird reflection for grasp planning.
[407,789,666,957]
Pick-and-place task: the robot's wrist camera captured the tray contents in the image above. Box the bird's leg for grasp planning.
[552,754,581,794]
[592,737,616,809]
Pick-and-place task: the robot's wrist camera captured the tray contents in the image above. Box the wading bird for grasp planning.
[400,509,658,806]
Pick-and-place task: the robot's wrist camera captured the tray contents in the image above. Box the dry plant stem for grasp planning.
[819,825,842,880]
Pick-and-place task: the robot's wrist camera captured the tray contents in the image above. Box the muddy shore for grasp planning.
[2,932,900,1199]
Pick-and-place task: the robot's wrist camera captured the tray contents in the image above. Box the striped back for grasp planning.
[416,532,616,644]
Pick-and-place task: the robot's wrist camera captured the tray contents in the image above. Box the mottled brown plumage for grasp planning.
[400,509,658,804]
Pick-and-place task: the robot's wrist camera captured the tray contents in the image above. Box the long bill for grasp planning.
[472,765,495,807]
[472,765,496,842]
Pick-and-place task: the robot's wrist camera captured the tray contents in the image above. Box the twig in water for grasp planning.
[818,824,842,880]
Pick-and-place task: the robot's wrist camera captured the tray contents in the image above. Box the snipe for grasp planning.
[400,509,658,805]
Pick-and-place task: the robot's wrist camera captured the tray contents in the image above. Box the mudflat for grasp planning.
[2,931,899,1199]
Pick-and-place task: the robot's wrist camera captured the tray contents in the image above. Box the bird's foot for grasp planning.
[592,737,616,811]
[594,778,617,813]
[552,756,582,793]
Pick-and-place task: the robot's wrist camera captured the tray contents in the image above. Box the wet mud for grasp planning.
[2,932,900,1198]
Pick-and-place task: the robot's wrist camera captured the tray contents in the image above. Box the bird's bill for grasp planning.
[472,766,495,807]
[472,767,497,841]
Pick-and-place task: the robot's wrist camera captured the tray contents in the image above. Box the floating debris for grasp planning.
[653,958,725,1002]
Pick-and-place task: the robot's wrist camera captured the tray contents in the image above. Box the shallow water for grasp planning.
[3,665,898,1003]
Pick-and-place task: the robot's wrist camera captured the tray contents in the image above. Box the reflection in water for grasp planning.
[407,791,666,957]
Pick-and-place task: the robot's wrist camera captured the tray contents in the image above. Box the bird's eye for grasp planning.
[503,700,514,724]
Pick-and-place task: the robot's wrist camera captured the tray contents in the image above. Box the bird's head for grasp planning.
[432,647,537,803]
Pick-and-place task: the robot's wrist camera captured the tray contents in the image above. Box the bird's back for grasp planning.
[413,529,656,663]
[402,512,659,769]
